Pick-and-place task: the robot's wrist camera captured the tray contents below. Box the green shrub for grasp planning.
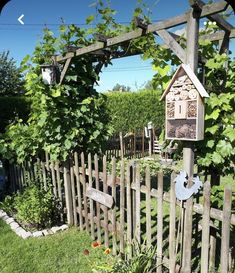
[0,194,15,215]
[105,90,164,134]
[14,185,61,228]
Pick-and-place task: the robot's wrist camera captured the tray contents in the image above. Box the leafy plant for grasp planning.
[211,184,235,212]
[105,89,164,134]
[94,242,157,273]
[0,194,15,215]
[14,184,62,229]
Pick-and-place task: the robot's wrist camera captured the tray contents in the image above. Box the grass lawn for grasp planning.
[0,220,110,273]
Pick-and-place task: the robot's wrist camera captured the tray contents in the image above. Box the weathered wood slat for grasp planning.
[41,162,48,190]
[70,160,77,226]
[55,162,62,202]
[59,57,72,84]
[126,163,132,257]
[88,153,95,240]
[119,160,125,253]
[156,29,186,63]
[157,172,164,273]
[145,166,151,249]
[81,152,89,232]
[55,1,230,63]
[220,185,232,273]
[107,29,143,46]
[63,160,73,225]
[51,161,57,198]
[135,164,141,244]
[102,155,109,248]
[111,157,117,255]
[94,154,101,242]
[195,0,233,31]
[169,172,176,273]
[201,181,211,273]
[200,1,228,18]
[200,28,235,42]
[74,152,83,230]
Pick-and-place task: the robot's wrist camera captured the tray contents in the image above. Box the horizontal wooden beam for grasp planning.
[148,1,229,33]
[55,1,229,63]
[200,28,235,42]
[196,0,233,31]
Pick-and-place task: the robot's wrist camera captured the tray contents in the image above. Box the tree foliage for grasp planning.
[111,84,131,92]
[0,97,30,134]
[106,89,164,134]
[0,51,24,96]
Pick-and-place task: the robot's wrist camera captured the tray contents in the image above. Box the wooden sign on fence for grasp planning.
[86,187,114,208]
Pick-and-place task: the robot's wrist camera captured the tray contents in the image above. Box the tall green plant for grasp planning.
[105,89,164,134]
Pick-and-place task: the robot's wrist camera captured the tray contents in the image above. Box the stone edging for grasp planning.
[0,209,68,239]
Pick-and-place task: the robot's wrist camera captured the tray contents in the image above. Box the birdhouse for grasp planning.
[161,64,209,141]
[41,64,60,85]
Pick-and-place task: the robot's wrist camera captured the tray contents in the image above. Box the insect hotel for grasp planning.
[161,64,209,141]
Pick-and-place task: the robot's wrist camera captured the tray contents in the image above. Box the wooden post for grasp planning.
[156,172,163,273]
[120,160,125,253]
[145,166,152,249]
[88,153,95,240]
[103,155,109,248]
[220,185,232,273]
[135,163,141,244]
[169,172,176,273]
[111,157,117,255]
[200,181,211,273]
[126,163,132,257]
[63,159,74,225]
[142,128,145,157]
[149,128,152,156]
[74,152,83,230]
[181,4,200,272]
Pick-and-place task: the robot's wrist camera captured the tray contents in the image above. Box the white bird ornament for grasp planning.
[174,170,202,201]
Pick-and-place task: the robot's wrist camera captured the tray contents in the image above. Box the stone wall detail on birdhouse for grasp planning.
[161,64,209,141]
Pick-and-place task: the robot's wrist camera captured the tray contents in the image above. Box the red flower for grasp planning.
[91,241,101,248]
[83,249,90,256]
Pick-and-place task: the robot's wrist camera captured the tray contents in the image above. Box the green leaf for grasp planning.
[223,127,235,142]
[216,140,233,157]
[51,88,61,98]
[86,15,95,25]
[205,109,220,120]
[212,152,224,164]
[207,140,214,148]
[205,125,219,134]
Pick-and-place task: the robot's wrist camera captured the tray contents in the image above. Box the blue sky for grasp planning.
[0,0,234,92]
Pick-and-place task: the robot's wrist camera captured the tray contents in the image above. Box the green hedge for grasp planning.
[105,90,165,134]
[0,96,30,133]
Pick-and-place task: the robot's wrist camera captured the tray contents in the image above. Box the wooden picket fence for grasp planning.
[8,153,235,273]
[105,130,150,160]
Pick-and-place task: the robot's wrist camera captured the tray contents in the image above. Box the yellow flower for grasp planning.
[104,248,111,255]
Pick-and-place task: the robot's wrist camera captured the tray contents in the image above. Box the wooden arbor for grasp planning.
[53,1,234,273]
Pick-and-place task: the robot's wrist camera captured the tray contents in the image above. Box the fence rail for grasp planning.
[8,153,235,273]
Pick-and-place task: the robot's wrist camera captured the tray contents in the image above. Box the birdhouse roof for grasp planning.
[160,64,209,101]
